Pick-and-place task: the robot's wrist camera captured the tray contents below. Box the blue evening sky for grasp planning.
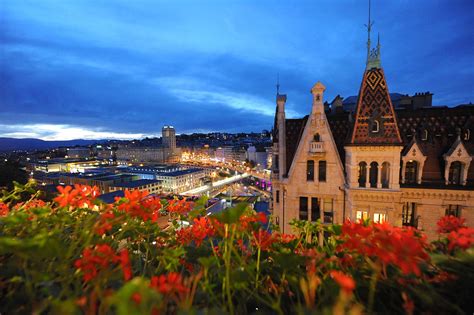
[1,0,473,140]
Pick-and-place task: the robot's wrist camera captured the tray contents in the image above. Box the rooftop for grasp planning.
[112,179,162,188]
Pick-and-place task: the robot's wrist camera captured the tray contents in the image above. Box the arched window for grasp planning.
[421,129,428,141]
[464,129,471,141]
[306,160,314,181]
[449,161,463,185]
[405,161,418,184]
[369,162,378,188]
[381,162,390,188]
[313,133,321,142]
[358,162,367,187]
[371,120,380,133]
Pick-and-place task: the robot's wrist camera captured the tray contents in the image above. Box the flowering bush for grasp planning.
[0,181,473,314]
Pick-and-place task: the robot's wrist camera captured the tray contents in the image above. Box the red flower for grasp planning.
[131,292,142,305]
[167,199,193,215]
[437,215,466,233]
[330,270,356,294]
[276,232,297,244]
[0,202,9,216]
[447,227,474,251]
[74,244,129,282]
[119,249,132,281]
[54,185,99,209]
[94,211,115,235]
[338,221,430,276]
[176,217,215,246]
[239,212,267,231]
[150,272,188,295]
[115,190,162,222]
[13,199,47,211]
[252,229,275,251]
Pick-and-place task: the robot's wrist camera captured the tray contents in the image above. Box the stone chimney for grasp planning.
[311,81,326,115]
[277,94,287,179]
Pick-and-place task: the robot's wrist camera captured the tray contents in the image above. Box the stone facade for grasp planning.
[271,28,474,240]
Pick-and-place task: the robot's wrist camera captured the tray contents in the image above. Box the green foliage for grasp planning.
[0,184,472,314]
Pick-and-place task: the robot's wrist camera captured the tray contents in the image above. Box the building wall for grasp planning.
[272,83,345,234]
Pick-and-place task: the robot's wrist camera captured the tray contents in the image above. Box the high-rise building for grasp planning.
[162,126,176,153]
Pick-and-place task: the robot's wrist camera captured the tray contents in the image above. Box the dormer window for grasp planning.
[464,129,471,141]
[422,129,428,141]
[371,120,380,133]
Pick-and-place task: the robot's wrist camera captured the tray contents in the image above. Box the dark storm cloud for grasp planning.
[0,0,473,140]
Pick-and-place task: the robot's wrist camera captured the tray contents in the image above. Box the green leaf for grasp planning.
[210,203,248,224]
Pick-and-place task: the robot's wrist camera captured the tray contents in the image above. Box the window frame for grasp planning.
[318,160,327,182]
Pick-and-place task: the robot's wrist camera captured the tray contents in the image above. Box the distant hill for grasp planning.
[0,138,103,152]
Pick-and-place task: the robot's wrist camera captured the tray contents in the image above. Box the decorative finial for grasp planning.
[365,0,381,70]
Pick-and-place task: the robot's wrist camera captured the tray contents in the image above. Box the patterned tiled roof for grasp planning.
[350,68,402,145]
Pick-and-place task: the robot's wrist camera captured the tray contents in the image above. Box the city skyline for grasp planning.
[1,0,473,140]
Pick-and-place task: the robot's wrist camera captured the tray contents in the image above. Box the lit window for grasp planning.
[356,210,368,222]
[371,120,380,133]
[464,129,470,141]
[373,213,386,223]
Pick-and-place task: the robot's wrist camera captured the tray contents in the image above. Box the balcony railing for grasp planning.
[309,141,324,154]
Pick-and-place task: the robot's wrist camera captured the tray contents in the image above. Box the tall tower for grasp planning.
[162,126,176,153]
[344,0,403,223]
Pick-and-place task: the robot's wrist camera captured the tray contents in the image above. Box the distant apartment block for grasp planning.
[155,168,207,194]
[109,179,162,194]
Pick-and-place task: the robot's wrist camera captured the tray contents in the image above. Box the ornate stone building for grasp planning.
[271,19,473,240]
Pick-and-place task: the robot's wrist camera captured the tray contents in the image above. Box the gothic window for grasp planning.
[299,197,308,220]
[464,129,471,141]
[371,120,380,133]
[446,205,462,217]
[318,160,327,182]
[381,162,390,188]
[405,161,418,184]
[358,162,367,187]
[448,161,463,185]
[307,160,314,181]
[369,162,378,188]
[311,197,320,222]
[402,202,417,227]
[323,199,333,223]
[313,133,321,142]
